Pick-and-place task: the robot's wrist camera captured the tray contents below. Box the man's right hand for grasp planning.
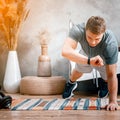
[90,55,104,67]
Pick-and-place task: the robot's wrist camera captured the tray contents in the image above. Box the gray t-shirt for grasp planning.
[69,23,118,65]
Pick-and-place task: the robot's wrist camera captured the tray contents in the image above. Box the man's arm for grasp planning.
[106,64,118,110]
[62,37,104,66]
[62,37,88,64]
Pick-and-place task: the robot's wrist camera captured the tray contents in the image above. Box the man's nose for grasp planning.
[91,40,96,45]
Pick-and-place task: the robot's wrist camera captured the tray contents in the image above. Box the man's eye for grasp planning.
[88,37,92,40]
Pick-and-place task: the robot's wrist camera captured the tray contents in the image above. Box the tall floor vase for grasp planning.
[3,51,21,93]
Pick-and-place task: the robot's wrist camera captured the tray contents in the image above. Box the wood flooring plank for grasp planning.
[0,111,120,120]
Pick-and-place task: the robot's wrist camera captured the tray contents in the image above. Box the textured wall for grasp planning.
[0,0,120,88]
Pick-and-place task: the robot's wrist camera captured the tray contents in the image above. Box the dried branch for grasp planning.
[39,30,50,45]
[0,0,29,52]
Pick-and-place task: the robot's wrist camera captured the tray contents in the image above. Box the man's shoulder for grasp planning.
[69,22,85,42]
[104,30,115,38]
[72,23,85,35]
[103,30,117,43]
[76,23,85,30]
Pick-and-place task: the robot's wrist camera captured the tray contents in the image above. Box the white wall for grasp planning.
[0,0,120,87]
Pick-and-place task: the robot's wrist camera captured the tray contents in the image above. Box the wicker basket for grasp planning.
[20,76,66,95]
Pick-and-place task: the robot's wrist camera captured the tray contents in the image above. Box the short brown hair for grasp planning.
[86,16,106,34]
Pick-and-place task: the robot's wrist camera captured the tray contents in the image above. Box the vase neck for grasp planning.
[41,44,48,55]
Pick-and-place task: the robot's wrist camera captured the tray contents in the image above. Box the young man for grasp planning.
[62,16,118,111]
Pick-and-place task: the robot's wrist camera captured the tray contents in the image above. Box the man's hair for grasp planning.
[86,16,106,34]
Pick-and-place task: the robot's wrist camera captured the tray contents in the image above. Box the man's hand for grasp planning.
[106,102,118,111]
[90,55,104,67]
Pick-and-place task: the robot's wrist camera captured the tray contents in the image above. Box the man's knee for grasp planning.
[70,69,83,81]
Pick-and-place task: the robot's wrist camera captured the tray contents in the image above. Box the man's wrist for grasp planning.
[87,57,90,65]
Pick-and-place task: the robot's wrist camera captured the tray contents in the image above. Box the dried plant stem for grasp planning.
[0,0,29,52]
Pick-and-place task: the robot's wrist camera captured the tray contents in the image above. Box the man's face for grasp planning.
[86,30,104,47]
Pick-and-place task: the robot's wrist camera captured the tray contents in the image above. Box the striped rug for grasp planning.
[11,98,120,110]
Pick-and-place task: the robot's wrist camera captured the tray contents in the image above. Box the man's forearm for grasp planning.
[108,76,118,102]
[62,47,88,64]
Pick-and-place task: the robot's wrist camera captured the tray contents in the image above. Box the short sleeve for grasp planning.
[69,24,83,42]
[103,41,118,65]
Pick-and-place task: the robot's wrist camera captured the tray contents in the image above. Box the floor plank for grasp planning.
[0,92,120,120]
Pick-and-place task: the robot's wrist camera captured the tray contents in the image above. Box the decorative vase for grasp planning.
[3,51,21,93]
[37,44,51,77]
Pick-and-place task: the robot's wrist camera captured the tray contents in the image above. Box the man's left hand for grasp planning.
[106,102,118,111]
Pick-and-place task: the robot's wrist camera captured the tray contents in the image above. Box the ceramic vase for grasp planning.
[37,44,51,77]
[3,51,21,93]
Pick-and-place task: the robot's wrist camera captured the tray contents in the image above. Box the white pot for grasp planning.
[3,51,21,93]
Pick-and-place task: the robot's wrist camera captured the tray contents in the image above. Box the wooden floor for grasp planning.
[0,92,120,120]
